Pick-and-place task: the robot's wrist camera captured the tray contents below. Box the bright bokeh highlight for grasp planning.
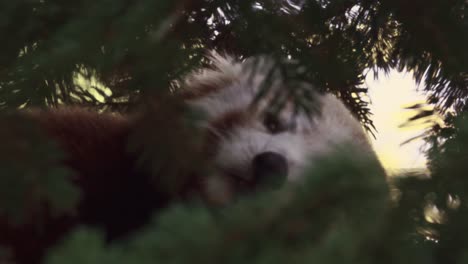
[366,70,431,171]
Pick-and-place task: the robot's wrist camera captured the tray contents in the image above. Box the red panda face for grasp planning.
[181,53,379,203]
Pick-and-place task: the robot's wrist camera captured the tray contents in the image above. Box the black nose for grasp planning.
[252,151,288,188]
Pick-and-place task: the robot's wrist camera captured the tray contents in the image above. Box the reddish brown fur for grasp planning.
[0,108,175,264]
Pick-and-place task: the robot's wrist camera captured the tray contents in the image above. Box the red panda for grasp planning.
[0,52,380,264]
[0,108,173,264]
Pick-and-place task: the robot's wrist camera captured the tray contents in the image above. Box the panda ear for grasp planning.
[176,52,239,101]
[178,76,225,100]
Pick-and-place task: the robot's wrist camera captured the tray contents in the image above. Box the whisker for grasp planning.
[203,123,223,139]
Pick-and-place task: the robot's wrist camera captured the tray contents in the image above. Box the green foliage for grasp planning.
[45,230,122,264]
[42,114,468,264]
[46,148,389,264]
[415,112,468,263]
[0,0,467,264]
[0,112,80,225]
[2,0,464,130]
[127,96,209,196]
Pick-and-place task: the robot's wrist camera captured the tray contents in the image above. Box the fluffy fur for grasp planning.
[183,53,378,198]
[0,52,380,264]
[0,108,170,264]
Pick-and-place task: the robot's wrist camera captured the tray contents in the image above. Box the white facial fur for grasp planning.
[182,52,378,186]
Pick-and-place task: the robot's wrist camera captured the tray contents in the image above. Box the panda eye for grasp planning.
[263,113,287,134]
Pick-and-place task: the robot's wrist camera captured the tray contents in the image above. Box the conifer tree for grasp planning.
[0,0,466,263]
